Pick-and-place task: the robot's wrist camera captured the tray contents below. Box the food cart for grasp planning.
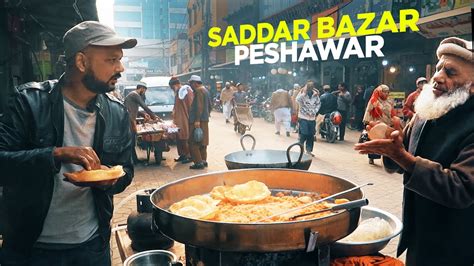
[136,121,179,165]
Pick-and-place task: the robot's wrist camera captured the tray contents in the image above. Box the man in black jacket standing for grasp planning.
[0,21,136,265]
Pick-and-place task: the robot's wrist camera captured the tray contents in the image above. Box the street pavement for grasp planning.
[111,112,405,265]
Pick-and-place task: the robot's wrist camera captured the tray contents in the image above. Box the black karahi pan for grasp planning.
[224,134,312,170]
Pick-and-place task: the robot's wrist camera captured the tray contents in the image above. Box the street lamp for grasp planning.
[389,66,397,73]
[382,60,389,66]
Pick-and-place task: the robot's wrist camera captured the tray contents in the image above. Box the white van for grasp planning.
[139,76,174,120]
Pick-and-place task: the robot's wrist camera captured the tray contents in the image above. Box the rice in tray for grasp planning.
[339,217,393,242]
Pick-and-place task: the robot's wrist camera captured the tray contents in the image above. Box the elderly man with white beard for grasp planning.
[355,37,473,266]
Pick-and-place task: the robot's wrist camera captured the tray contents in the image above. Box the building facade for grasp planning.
[114,0,188,82]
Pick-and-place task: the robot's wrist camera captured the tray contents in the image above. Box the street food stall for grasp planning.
[136,169,403,266]
[136,120,179,165]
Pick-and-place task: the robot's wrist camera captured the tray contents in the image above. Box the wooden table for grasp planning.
[114,225,185,263]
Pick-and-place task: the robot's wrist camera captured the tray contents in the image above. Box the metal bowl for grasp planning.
[331,206,403,257]
[123,250,181,266]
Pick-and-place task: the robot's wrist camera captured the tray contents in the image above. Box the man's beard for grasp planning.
[415,82,471,120]
[82,69,121,94]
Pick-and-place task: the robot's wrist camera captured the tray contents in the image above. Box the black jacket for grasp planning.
[318,92,337,115]
[0,77,134,256]
[384,97,474,266]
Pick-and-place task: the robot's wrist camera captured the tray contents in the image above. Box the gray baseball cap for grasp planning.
[63,21,137,59]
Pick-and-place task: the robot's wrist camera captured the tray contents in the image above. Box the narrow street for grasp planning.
[111,112,405,265]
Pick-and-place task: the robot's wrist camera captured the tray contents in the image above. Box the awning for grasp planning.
[175,69,201,78]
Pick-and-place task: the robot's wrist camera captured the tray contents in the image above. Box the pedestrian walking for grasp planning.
[220,82,234,123]
[334,82,351,141]
[352,85,366,131]
[271,86,292,136]
[296,81,321,156]
[362,84,397,164]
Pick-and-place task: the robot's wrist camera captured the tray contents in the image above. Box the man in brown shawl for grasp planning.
[169,77,193,163]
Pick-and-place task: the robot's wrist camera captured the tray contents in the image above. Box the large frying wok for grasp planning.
[151,169,363,252]
[224,134,312,170]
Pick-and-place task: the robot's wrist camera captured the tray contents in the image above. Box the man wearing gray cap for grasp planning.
[124,81,158,164]
[0,21,137,265]
[355,37,473,265]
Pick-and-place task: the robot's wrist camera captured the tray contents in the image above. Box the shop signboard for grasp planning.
[389,91,406,117]
[417,12,471,38]
[454,0,471,8]
[338,0,393,29]
[420,0,454,17]
[391,0,420,21]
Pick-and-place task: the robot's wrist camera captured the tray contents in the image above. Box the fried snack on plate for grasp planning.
[224,180,271,204]
[63,165,124,182]
[169,195,220,219]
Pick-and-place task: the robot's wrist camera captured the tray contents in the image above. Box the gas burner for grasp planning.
[184,245,331,266]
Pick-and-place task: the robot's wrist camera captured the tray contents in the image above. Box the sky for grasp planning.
[96,0,115,29]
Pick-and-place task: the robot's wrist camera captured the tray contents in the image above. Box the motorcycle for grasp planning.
[261,97,274,122]
[212,95,223,112]
[319,111,342,143]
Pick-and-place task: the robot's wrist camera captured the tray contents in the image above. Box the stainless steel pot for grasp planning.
[151,169,364,252]
[224,134,312,170]
[123,250,181,266]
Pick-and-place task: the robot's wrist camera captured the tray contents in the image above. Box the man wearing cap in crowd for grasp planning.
[402,77,428,121]
[220,81,234,123]
[0,21,137,265]
[188,75,211,169]
[355,37,474,265]
[169,77,193,164]
[232,82,247,105]
[124,81,158,164]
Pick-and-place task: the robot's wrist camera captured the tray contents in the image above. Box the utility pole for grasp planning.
[201,0,211,85]
[168,0,172,75]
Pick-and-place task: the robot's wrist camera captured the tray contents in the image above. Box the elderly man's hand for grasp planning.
[354,129,404,158]
[355,117,416,172]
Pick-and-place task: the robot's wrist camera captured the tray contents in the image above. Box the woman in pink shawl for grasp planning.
[363,84,397,164]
